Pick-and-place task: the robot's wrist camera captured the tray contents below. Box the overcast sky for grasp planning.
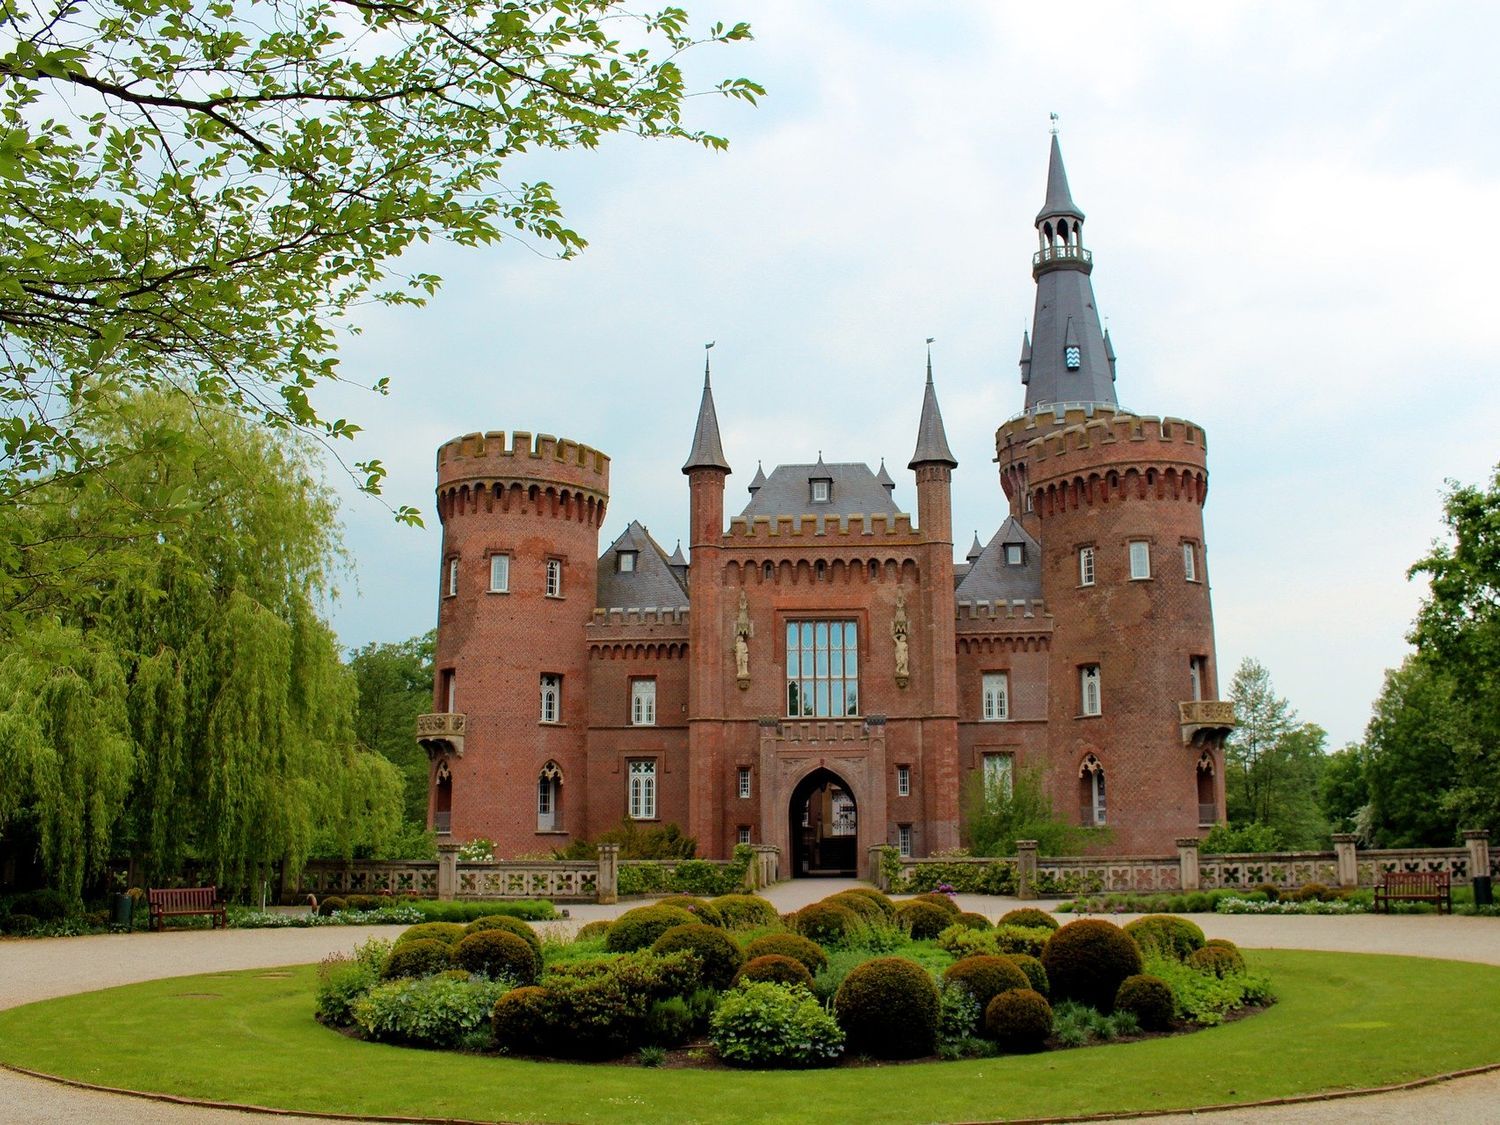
[318,1,1500,750]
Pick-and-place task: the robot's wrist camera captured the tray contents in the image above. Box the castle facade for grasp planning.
[416,137,1235,870]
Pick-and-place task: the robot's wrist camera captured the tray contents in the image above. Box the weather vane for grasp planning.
[1049,111,1060,136]
[703,339,715,379]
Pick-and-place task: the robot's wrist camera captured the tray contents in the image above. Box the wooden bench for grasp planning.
[148,886,227,931]
[1374,870,1452,914]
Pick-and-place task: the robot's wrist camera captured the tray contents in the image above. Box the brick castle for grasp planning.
[416,135,1235,871]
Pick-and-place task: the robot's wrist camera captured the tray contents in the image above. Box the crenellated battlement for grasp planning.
[587,606,690,628]
[954,598,1050,622]
[437,430,610,494]
[724,511,919,542]
[1000,410,1205,468]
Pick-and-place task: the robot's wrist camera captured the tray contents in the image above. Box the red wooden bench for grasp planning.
[1374,870,1452,914]
[148,886,227,931]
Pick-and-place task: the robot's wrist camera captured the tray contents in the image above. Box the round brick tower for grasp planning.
[420,429,609,857]
[996,133,1232,853]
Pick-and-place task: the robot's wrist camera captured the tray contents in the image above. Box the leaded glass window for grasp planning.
[785,620,859,717]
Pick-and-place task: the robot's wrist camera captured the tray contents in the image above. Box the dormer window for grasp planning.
[1004,543,1025,566]
[810,479,831,504]
[1065,345,1082,370]
[617,551,637,573]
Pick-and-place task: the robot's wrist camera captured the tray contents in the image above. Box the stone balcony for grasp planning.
[1179,700,1236,747]
[416,712,466,757]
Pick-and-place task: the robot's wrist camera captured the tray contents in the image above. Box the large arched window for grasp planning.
[1078,754,1106,826]
[537,761,563,832]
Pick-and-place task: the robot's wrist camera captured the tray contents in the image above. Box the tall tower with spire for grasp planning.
[996,132,1233,853]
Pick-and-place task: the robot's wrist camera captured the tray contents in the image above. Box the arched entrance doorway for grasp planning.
[790,768,857,877]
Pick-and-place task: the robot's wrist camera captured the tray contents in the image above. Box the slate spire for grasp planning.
[1023,130,1118,413]
[908,347,958,470]
[682,347,731,474]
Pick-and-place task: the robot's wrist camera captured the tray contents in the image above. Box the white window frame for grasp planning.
[1183,542,1198,583]
[630,679,656,726]
[1080,664,1102,717]
[1004,543,1024,566]
[545,557,562,598]
[896,765,911,797]
[737,825,751,845]
[1079,545,1096,587]
[982,672,1010,721]
[628,760,657,820]
[488,553,510,593]
[1129,540,1151,580]
[539,674,561,724]
[445,557,458,597]
[737,766,751,799]
[811,479,830,503]
[536,775,555,830]
[983,752,1014,799]
[617,551,637,573]
[1082,756,1107,825]
[897,824,913,857]
[785,619,860,718]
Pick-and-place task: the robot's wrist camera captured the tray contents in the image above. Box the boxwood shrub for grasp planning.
[604,904,698,952]
[382,938,455,979]
[452,929,539,985]
[735,954,814,990]
[789,901,860,946]
[393,921,466,947]
[491,985,553,1055]
[575,919,611,942]
[984,988,1052,1051]
[651,923,745,990]
[841,887,897,919]
[711,894,780,929]
[833,956,940,1059]
[941,954,1029,1012]
[998,907,1059,932]
[955,911,992,931]
[1040,920,1143,1012]
[912,892,961,916]
[1114,973,1174,1030]
[744,933,828,975]
[710,980,845,1068]
[1010,953,1049,997]
[896,900,953,940]
[463,915,542,958]
[1123,914,1206,960]
[654,895,725,927]
[1187,944,1245,978]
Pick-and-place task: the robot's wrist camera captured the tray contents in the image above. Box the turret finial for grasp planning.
[925,336,935,384]
[704,340,715,383]
[1049,111,1060,136]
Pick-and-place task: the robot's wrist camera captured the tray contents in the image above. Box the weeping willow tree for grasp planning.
[1,394,402,896]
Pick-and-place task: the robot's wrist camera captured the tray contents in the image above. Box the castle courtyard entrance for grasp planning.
[789,768,858,877]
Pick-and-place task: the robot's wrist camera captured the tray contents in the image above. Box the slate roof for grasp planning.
[1036,133,1085,223]
[909,371,958,469]
[954,517,1043,604]
[739,462,902,521]
[596,521,689,610]
[682,372,731,473]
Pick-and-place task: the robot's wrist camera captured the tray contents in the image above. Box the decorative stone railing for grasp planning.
[1178,700,1236,746]
[298,843,781,905]
[869,830,1494,900]
[415,712,466,757]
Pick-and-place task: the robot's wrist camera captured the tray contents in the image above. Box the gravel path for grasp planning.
[3,883,1499,1123]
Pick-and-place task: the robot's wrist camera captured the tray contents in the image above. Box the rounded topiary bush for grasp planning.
[604,904,698,952]
[789,901,860,946]
[464,915,542,958]
[912,892,961,916]
[842,887,897,919]
[1010,953,1049,997]
[651,923,745,991]
[382,938,453,979]
[941,954,1029,1012]
[491,985,553,1055]
[1253,882,1281,903]
[826,892,884,924]
[711,894,780,929]
[452,929,539,985]
[1188,944,1245,978]
[1040,919,1143,1012]
[575,919,612,942]
[998,907,1060,931]
[745,933,828,976]
[833,956,940,1059]
[735,954,815,990]
[1114,974,1175,1030]
[656,895,725,928]
[955,911,992,931]
[984,988,1052,1051]
[1123,914,1206,960]
[317,895,347,917]
[394,921,466,947]
[895,900,953,940]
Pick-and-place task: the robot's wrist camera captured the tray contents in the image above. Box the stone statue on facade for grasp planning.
[892,587,910,688]
[734,590,752,688]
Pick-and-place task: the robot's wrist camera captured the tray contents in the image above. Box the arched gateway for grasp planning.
[789,767,858,877]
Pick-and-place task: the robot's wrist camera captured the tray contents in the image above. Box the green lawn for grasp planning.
[1,951,1496,1123]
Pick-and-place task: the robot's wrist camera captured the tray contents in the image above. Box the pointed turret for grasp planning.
[875,458,895,492]
[1023,130,1118,413]
[667,539,687,567]
[682,353,731,474]
[908,355,958,470]
[967,532,984,563]
[747,461,766,495]
[1104,327,1117,382]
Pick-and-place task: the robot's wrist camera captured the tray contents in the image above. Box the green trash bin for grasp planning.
[112,892,133,929]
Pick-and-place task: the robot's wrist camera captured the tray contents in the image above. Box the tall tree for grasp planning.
[1360,655,1462,846]
[348,631,435,827]
[0,1,760,621]
[0,394,402,896]
[1223,657,1330,849]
